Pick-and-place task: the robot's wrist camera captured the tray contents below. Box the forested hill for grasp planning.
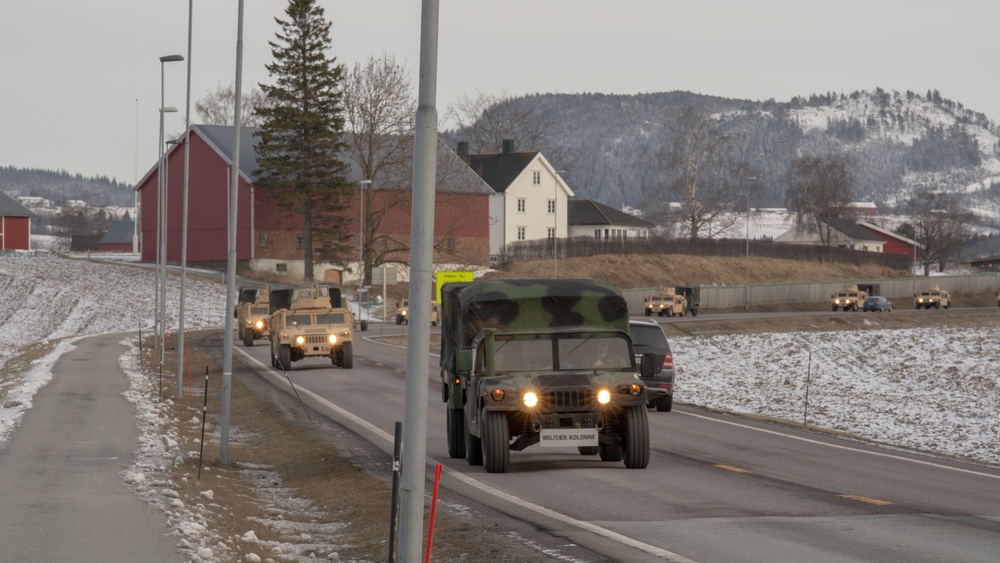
[447,89,1000,218]
[0,166,132,207]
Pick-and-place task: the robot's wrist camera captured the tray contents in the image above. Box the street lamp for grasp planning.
[745,176,757,312]
[553,169,566,279]
[156,53,183,372]
[176,0,195,399]
[359,179,372,324]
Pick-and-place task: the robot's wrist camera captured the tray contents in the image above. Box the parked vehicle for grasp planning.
[629,319,675,411]
[862,296,893,312]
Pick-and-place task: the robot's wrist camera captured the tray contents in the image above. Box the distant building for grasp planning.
[775,218,885,252]
[0,190,35,251]
[567,199,654,239]
[98,219,135,253]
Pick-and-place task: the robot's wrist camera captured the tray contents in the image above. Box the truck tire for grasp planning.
[279,345,291,372]
[270,348,277,368]
[360,320,368,332]
[482,410,510,473]
[622,405,650,469]
[656,395,673,412]
[599,441,623,462]
[396,315,403,325]
[243,329,254,347]
[644,309,651,317]
[341,342,354,369]
[934,302,940,310]
[832,305,838,312]
[447,407,466,459]
[578,446,599,455]
[464,410,482,466]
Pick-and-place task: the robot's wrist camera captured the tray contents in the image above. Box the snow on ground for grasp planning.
[1,251,999,557]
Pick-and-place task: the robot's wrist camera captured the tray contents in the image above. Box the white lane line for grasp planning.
[678,410,1000,480]
[235,346,696,562]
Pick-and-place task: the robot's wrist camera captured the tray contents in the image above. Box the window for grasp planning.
[517,226,526,241]
[296,234,304,249]
[276,263,288,273]
[517,198,526,213]
[533,171,541,185]
[547,227,555,239]
[548,199,555,214]
[446,237,456,252]
[259,232,268,248]
[594,229,601,239]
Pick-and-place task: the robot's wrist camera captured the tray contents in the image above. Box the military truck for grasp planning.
[440,278,653,473]
[674,286,700,317]
[915,285,951,309]
[643,287,688,317]
[269,284,356,370]
[831,284,868,312]
[236,285,271,347]
[394,298,439,326]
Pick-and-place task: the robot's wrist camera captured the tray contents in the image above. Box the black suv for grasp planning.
[629,319,675,412]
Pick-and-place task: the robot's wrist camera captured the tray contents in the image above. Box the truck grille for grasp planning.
[303,335,327,345]
[540,390,591,409]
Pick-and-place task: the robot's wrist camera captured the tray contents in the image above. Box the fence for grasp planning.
[622,273,1000,312]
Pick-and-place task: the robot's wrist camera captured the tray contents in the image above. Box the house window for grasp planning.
[517,198,526,213]
[533,171,541,185]
[447,237,456,252]
[276,263,288,273]
[594,229,601,239]
[548,199,555,214]
[296,234,305,249]
[259,232,268,248]
[517,226,526,241]
[547,227,555,239]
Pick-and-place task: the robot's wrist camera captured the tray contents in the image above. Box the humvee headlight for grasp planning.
[328,334,337,344]
[629,383,643,397]
[523,391,538,407]
[597,389,611,404]
[490,388,505,401]
[255,320,264,329]
[296,336,305,345]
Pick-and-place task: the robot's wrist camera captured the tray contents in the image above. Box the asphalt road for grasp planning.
[235,322,1000,563]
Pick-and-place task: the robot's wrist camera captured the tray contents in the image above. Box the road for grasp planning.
[234,320,1000,563]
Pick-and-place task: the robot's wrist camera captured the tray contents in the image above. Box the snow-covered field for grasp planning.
[1,251,999,559]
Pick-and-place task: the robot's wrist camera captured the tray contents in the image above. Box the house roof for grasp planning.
[464,152,539,192]
[857,220,919,247]
[826,218,883,242]
[0,190,34,218]
[568,199,655,228]
[100,219,135,245]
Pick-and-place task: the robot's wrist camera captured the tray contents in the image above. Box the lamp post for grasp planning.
[745,176,757,312]
[176,0,194,399]
[156,53,183,371]
[553,169,566,279]
[359,179,372,323]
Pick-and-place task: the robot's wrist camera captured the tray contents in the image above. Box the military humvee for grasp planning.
[831,284,868,312]
[643,287,688,317]
[269,284,355,370]
[440,279,653,474]
[236,285,271,347]
[394,299,439,326]
[915,285,951,309]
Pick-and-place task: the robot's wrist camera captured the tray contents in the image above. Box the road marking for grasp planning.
[679,411,1000,481]
[839,494,893,506]
[714,464,751,474]
[235,346,698,562]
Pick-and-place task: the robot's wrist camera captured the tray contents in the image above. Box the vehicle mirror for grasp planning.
[457,348,473,372]
[640,353,656,378]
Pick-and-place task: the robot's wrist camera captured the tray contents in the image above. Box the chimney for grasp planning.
[502,139,513,157]
[457,141,468,159]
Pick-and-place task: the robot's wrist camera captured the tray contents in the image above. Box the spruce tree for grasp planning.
[255,0,350,280]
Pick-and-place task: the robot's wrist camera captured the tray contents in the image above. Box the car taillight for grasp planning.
[663,353,674,370]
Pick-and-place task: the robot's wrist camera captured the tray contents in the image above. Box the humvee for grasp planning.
[269,284,355,370]
[643,288,688,317]
[394,299,439,326]
[236,285,271,347]
[831,284,868,312]
[915,285,951,309]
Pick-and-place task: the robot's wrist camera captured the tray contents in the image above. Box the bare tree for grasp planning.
[904,189,974,274]
[52,206,109,251]
[195,83,269,127]
[784,153,855,245]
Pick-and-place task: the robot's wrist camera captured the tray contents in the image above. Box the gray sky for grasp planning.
[2,0,997,186]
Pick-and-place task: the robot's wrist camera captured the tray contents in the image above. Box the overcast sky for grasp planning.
[2,1,997,186]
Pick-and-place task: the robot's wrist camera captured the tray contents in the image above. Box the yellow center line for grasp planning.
[714,464,752,474]
[839,494,894,506]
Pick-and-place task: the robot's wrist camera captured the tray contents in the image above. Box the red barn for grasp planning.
[135,125,492,279]
[0,190,34,251]
[857,220,921,260]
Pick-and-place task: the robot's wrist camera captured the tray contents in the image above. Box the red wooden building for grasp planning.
[135,125,493,278]
[856,220,921,260]
[0,190,34,251]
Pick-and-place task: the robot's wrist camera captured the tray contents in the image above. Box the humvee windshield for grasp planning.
[251,306,269,316]
[485,335,633,373]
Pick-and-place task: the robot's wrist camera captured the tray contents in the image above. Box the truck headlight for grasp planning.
[523,391,538,407]
[328,334,337,344]
[491,388,505,401]
[296,336,305,345]
[597,389,611,404]
[255,320,264,329]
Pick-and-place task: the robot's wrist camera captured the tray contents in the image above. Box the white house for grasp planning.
[460,140,572,263]
[567,199,654,239]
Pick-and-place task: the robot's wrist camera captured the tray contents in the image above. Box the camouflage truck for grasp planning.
[269,284,356,370]
[394,299,439,326]
[915,285,951,309]
[831,284,868,312]
[236,285,271,347]
[643,287,688,317]
[440,278,654,473]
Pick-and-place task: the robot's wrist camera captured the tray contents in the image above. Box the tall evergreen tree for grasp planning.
[255,0,350,280]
